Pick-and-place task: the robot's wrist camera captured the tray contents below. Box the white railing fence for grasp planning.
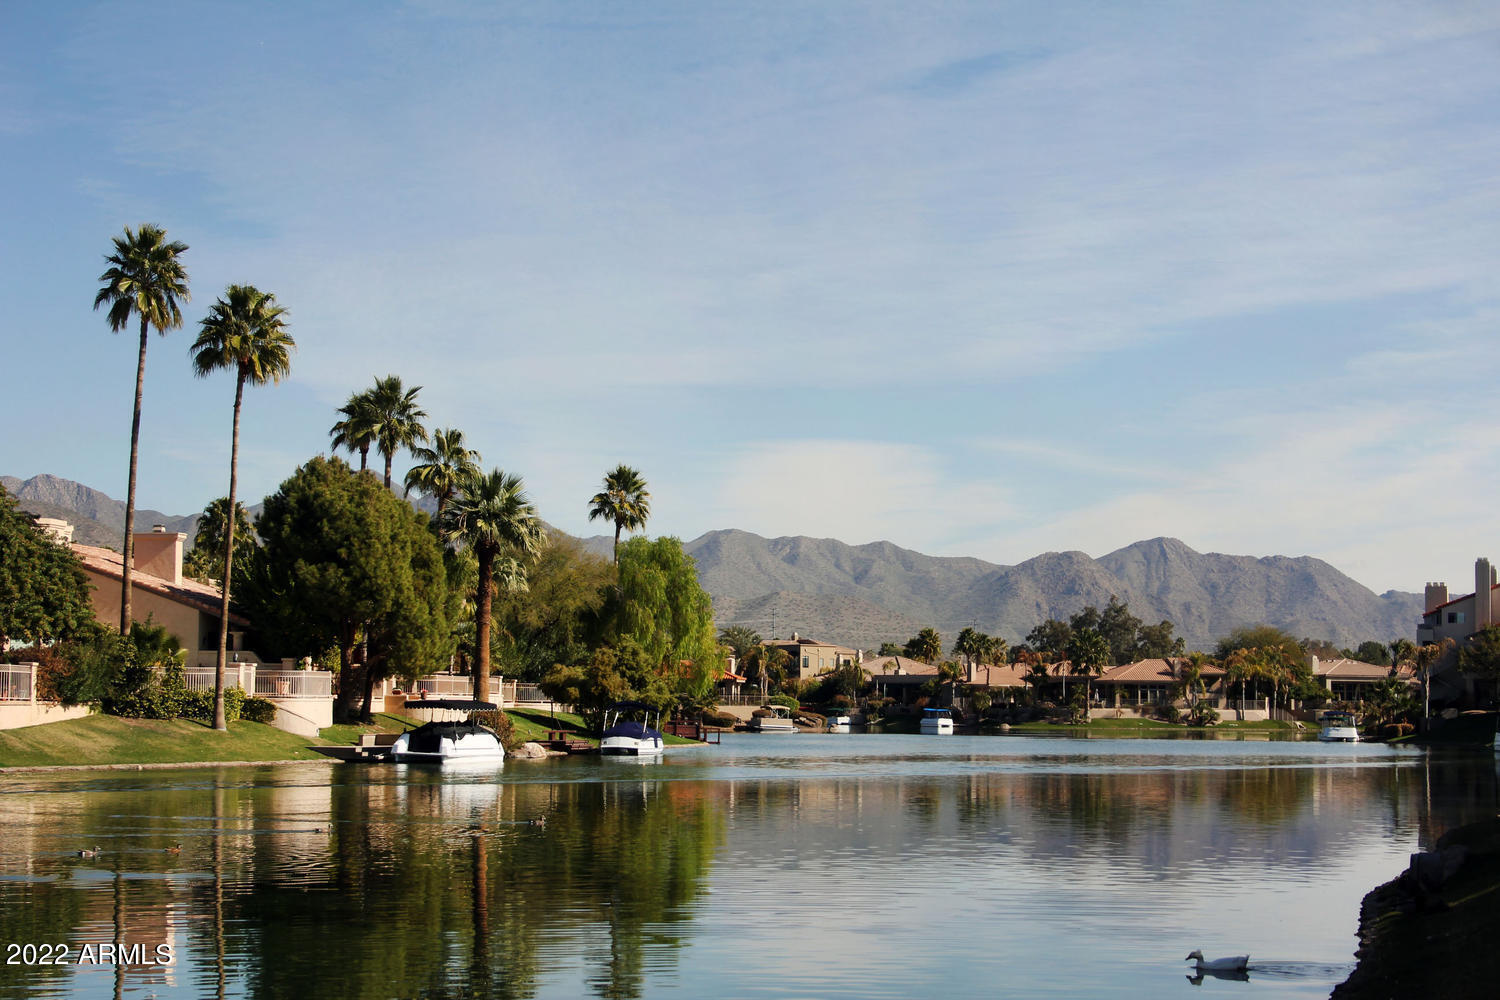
[0,664,36,702]
[254,670,332,700]
[180,665,332,700]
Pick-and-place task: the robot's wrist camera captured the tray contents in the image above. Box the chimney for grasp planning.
[1425,582,1449,613]
[1477,559,1493,629]
[133,529,186,586]
[791,631,799,641]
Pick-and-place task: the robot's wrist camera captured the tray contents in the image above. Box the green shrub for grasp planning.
[1188,703,1219,727]
[769,694,799,710]
[701,710,739,728]
[1157,703,1183,724]
[241,697,279,723]
[180,687,247,724]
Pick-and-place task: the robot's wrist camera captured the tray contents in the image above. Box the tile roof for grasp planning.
[1097,658,1226,684]
[1312,658,1406,682]
[72,543,249,627]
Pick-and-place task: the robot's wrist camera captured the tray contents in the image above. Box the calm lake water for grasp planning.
[1,735,1494,1000]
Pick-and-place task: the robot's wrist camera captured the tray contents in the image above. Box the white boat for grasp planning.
[827,713,852,734]
[600,701,665,757]
[919,707,954,735]
[1318,711,1359,743]
[750,705,797,733]
[391,700,506,764]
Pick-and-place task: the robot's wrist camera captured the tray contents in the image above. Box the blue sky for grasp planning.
[3,1,1498,595]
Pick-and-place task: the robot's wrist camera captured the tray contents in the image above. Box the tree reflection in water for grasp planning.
[218,773,724,1000]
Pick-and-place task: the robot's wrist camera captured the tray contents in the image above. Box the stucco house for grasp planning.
[763,633,860,681]
[71,527,253,667]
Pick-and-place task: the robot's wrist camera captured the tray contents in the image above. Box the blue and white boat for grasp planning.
[920,707,954,735]
[601,701,665,757]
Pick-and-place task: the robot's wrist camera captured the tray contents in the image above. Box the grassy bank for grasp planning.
[504,708,699,746]
[1333,817,1500,1000]
[0,715,334,768]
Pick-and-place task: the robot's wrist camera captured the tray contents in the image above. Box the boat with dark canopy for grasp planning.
[391,699,506,764]
[600,701,665,757]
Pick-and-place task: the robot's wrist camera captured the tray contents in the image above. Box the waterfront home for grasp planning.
[762,633,860,681]
[71,527,252,668]
[1095,657,1227,709]
[4,520,336,735]
[1309,656,1415,702]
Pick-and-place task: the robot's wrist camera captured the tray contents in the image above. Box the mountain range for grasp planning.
[4,472,1423,654]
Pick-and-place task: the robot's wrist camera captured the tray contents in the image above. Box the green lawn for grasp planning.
[0,715,334,768]
[502,708,699,746]
[318,712,421,747]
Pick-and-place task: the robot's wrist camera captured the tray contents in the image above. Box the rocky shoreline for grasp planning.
[1332,815,1500,1000]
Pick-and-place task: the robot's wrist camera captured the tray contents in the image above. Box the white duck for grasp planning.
[1185,950,1249,972]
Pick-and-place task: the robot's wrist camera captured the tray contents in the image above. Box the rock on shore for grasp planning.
[1332,817,1500,1000]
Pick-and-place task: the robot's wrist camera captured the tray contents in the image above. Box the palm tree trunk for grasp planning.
[358,445,369,471]
[613,521,622,564]
[383,451,394,491]
[212,374,245,732]
[120,315,150,634]
[474,548,493,703]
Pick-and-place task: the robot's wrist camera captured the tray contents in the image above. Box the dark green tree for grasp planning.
[93,223,190,633]
[540,638,668,732]
[1027,619,1072,660]
[0,486,95,645]
[191,283,295,730]
[1214,625,1304,660]
[1096,596,1141,664]
[244,456,450,721]
[1349,640,1391,666]
[876,641,903,657]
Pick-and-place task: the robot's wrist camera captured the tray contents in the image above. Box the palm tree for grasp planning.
[365,375,428,490]
[191,284,294,731]
[1415,638,1455,728]
[1065,627,1110,710]
[329,393,378,472]
[953,627,982,681]
[587,465,651,563]
[906,627,942,664]
[717,625,762,666]
[744,643,790,701]
[404,427,482,527]
[93,224,190,634]
[442,470,546,702]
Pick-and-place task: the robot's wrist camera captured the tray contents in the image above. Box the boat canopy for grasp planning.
[606,700,659,713]
[403,699,499,711]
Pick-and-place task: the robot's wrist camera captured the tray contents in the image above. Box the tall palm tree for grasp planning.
[404,427,481,527]
[365,375,428,490]
[329,393,378,472]
[953,627,982,680]
[1065,627,1110,710]
[587,465,651,563]
[442,469,546,702]
[906,627,942,664]
[1415,637,1456,728]
[93,224,190,634]
[191,284,294,731]
[744,643,790,701]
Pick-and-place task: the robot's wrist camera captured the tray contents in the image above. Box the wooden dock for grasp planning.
[543,729,594,754]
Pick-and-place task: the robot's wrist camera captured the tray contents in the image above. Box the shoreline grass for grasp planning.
[0,715,335,769]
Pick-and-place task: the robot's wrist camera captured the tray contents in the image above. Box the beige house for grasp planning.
[72,528,252,667]
[764,633,860,681]
[1419,557,1499,645]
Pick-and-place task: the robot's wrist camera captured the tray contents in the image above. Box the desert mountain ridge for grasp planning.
[4,473,1423,654]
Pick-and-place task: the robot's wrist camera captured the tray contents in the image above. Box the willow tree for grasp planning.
[190,284,294,731]
[93,224,190,633]
[442,470,546,702]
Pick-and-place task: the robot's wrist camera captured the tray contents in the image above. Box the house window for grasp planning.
[802,656,810,668]
[1448,611,1465,624]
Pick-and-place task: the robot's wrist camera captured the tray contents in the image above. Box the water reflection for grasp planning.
[0,740,1494,999]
